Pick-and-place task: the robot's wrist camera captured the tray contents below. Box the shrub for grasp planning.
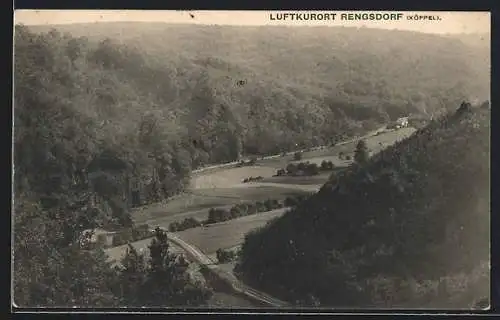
[286,163,298,175]
[230,206,242,219]
[255,201,267,213]
[284,196,299,207]
[169,222,180,232]
[306,163,320,175]
[216,248,236,264]
[247,204,257,215]
[354,139,369,165]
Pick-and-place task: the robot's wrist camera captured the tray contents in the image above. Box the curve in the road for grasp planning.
[166,230,290,307]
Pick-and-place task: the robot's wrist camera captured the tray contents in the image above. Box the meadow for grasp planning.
[175,208,288,255]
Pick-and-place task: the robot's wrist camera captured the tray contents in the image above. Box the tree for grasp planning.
[216,248,235,263]
[230,206,242,219]
[141,227,211,306]
[256,201,267,213]
[13,195,119,307]
[286,163,298,175]
[354,140,369,165]
[306,163,320,176]
[321,160,329,171]
[117,244,147,306]
[284,196,299,207]
[169,222,180,232]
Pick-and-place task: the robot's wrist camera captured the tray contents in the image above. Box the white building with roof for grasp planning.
[396,117,409,128]
[79,228,116,248]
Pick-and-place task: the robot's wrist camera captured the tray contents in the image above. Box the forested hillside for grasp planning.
[236,103,490,308]
[13,22,489,307]
[26,23,490,150]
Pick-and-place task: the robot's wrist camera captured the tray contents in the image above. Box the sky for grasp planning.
[15,10,490,35]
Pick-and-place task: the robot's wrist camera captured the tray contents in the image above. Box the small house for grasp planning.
[79,228,116,248]
[396,117,409,128]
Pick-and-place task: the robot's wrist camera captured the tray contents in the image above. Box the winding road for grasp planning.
[166,229,290,307]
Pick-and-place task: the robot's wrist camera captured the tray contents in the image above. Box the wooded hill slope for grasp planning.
[236,103,490,308]
[25,23,490,152]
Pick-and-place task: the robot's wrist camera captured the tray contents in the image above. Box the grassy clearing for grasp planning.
[260,172,333,186]
[175,208,288,255]
[363,127,417,153]
[131,185,308,225]
[191,165,278,189]
[257,128,416,170]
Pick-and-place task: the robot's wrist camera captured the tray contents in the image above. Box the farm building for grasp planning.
[396,117,409,128]
[387,117,409,130]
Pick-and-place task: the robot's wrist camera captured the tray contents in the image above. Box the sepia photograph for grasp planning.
[12,10,490,311]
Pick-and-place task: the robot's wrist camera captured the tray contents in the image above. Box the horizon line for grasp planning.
[16,21,490,37]
[14,10,491,36]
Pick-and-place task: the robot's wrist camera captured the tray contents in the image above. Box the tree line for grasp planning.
[169,194,310,232]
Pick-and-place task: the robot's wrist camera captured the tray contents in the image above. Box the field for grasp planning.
[175,208,288,255]
[131,185,310,225]
[191,166,278,189]
[260,172,333,186]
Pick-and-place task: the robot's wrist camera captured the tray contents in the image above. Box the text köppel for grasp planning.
[269,12,442,22]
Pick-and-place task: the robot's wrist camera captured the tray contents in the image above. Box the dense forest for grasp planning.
[13,22,489,308]
[236,103,490,308]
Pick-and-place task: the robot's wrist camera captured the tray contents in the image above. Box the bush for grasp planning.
[294,152,303,161]
[286,163,298,175]
[207,208,231,224]
[216,248,236,264]
[112,233,125,247]
[306,163,320,175]
[169,222,180,232]
[255,201,267,213]
[297,162,308,172]
[354,139,369,165]
[321,160,335,171]
[247,203,257,215]
[284,196,299,207]
[230,206,242,219]
[320,160,329,171]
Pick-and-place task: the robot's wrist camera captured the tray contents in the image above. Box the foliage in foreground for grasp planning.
[13,202,212,308]
[115,228,212,307]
